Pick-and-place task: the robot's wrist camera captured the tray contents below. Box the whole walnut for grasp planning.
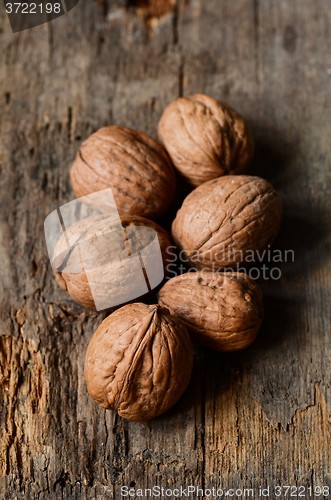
[84,303,193,421]
[158,94,254,186]
[70,126,176,220]
[158,271,263,352]
[52,214,174,310]
[172,175,282,270]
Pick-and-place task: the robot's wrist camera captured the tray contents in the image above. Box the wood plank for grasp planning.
[0,0,331,497]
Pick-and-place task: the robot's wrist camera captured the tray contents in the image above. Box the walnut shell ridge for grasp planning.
[53,214,174,310]
[158,94,255,187]
[70,126,176,220]
[158,271,264,352]
[84,303,194,421]
[171,175,282,270]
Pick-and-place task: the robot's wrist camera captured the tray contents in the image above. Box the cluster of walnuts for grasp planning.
[54,94,282,422]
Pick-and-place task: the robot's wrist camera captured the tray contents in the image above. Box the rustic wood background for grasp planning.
[1,0,331,498]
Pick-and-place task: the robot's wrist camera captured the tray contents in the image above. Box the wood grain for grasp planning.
[0,0,331,498]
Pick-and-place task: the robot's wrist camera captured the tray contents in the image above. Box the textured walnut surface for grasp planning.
[172,175,283,270]
[158,271,264,352]
[84,303,193,421]
[158,94,255,186]
[53,214,173,309]
[2,1,331,494]
[70,126,176,219]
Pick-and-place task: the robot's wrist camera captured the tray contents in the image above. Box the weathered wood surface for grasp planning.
[1,0,331,498]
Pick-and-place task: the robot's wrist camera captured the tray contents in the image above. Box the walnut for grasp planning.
[158,94,254,186]
[171,175,282,270]
[158,271,263,352]
[70,126,176,220]
[52,214,174,310]
[84,303,193,421]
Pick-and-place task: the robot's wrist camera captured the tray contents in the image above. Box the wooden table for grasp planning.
[1,0,331,498]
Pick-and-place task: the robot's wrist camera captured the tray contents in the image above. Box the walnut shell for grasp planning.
[158,271,263,352]
[84,303,193,421]
[52,214,174,310]
[158,94,254,186]
[171,175,282,270]
[70,126,176,219]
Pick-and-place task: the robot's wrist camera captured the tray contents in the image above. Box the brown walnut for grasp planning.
[70,126,176,219]
[52,214,174,310]
[158,271,263,352]
[84,303,193,421]
[171,175,282,270]
[158,94,255,186]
